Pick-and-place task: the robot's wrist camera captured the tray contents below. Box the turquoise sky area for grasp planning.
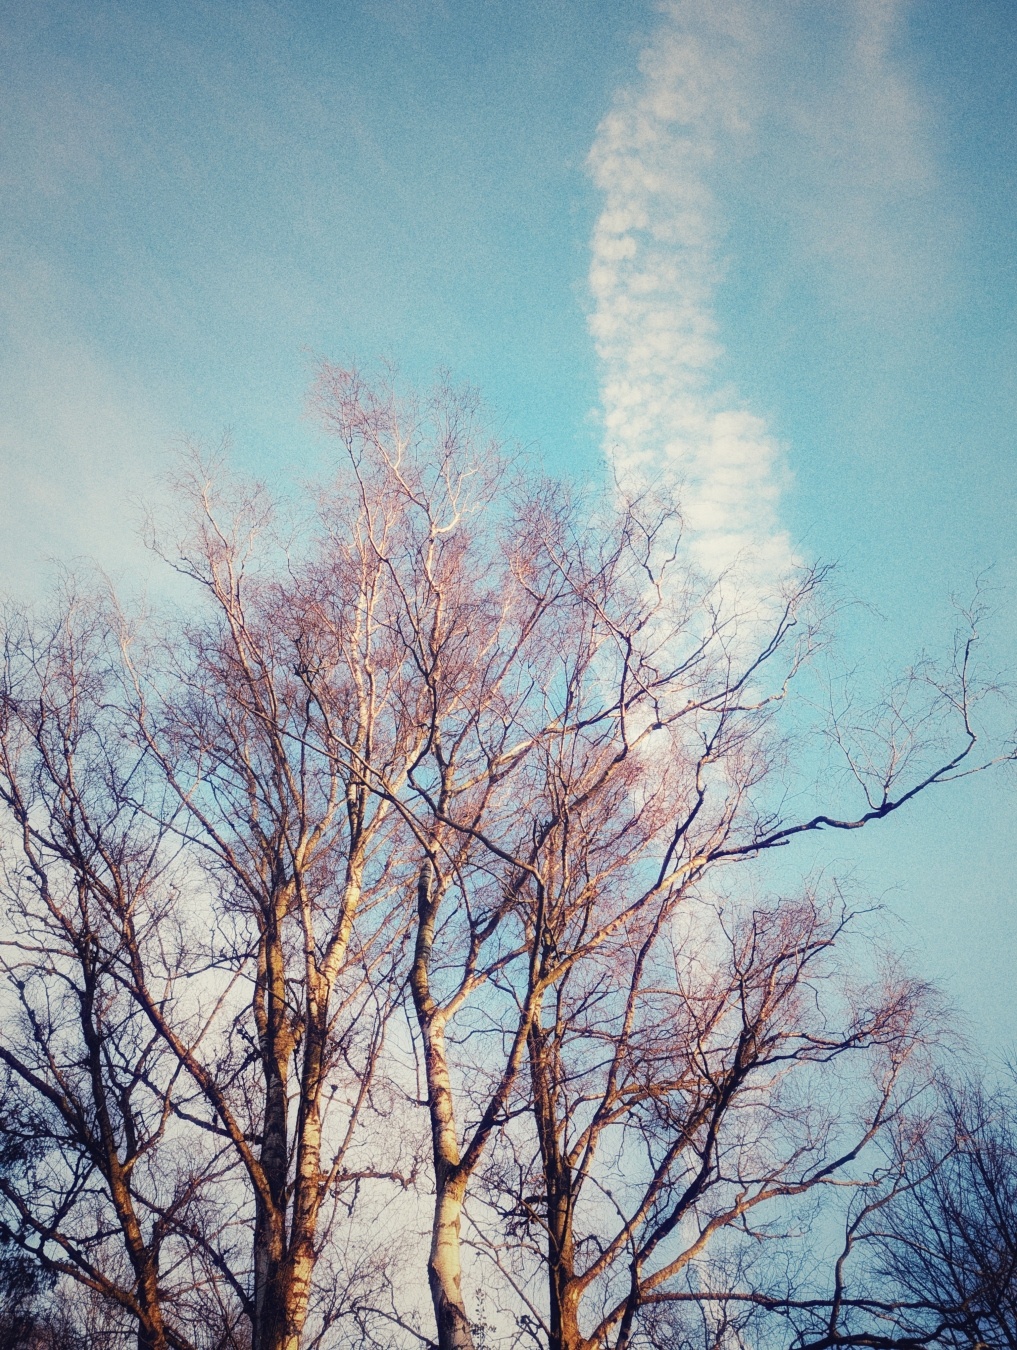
[2,1,1015,1051]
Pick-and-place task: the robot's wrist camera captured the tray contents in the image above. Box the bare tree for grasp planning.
[818,1071,1017,1350]
[475,892,937,1350]
[452,573,1006,1350]
[306,369,1009,1350]
[0,466,418,1347]
[305,367,572,1350]
[0,598,230,1350]
[119,455,425,1350]
[0,368,1010,1350]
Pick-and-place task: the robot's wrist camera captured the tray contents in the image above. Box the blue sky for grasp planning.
[1,0,1015,1049]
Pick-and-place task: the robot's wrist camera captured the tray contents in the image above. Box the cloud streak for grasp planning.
[588,1,791,587]
[587,0,945,589]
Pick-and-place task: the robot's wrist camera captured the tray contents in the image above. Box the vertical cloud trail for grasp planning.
[587,0,937,592]
[588,1,792,588]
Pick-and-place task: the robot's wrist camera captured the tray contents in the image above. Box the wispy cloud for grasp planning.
[784,0,951,315]
[587,0,946,587]
[0,260,171,598]
[588,0,792,587]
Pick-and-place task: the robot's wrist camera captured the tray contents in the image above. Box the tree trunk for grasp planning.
[133,1255,169,1350]
[529,1021,581,1350]
[80,965,172,1350]
[252,905,296,1350]
[278,997,330,1350]
[137,1318,168,1350]
[251,1213,287,1350]
[419,1010,475,1350]
[429,1166,473,1350]
[412,860,476,1350]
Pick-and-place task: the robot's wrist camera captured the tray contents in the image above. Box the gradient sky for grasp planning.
[1,0,1015,1050]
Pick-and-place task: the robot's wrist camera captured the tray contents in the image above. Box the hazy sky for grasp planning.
[1,0,1015,1048]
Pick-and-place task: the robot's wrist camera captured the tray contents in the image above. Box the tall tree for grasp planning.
[307,368,1009,1350]
[0,369,1010,1350]
[0,600,216,1350]
[122,454,418,1350]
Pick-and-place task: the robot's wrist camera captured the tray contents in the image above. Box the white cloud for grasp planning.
[587,0,947,590]
[587,0,793,589]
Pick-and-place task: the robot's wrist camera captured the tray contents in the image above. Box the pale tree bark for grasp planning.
[410,859,475,1350]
